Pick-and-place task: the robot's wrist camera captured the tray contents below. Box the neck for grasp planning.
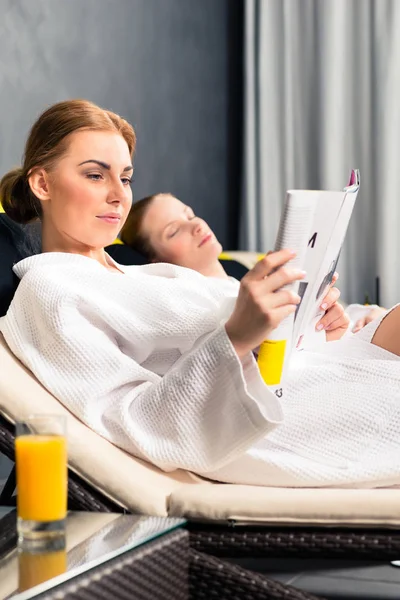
[198,260,229,279]
[41,223,114,271]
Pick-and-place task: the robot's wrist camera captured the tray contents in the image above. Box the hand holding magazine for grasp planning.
[257,170,360,397]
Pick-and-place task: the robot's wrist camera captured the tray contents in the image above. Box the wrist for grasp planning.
[225,322,251,358]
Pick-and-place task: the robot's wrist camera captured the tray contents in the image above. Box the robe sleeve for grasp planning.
[2,272,283,474]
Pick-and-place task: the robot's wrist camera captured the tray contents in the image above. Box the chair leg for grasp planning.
[0,464,16,506]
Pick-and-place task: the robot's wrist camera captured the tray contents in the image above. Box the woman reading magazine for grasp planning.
[1,99,399,489]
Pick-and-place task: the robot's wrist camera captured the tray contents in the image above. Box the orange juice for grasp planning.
[15,435,67,522]
[19,548,67,591]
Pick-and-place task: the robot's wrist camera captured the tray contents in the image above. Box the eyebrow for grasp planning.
[78,159,133,172]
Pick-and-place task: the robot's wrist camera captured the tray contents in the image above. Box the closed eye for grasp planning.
[168,227,180,238]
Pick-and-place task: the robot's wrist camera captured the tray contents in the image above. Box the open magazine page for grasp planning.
[257,170,360,398]
[257,192,317,397]
[293,178,360,349]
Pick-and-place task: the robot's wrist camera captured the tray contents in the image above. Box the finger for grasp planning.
[325,313,350,331]
[320,287,340,310]
[330,272,339,286]
[270,303,298,325]
[352,318,366,333]
[264,265,306,292]
[257,250,273,262]
[268,289,301,309]
[248,249,297,280]
[316,303,345,331]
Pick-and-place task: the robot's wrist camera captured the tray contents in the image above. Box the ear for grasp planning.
[27,168,51,202]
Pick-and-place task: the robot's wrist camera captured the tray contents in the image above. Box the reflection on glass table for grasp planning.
[0,509,185,600]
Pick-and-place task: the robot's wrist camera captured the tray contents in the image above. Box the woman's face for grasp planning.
[32,129,133,251]
[141,194,222,270]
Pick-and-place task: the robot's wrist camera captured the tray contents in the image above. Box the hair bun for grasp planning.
[0,167,39,224]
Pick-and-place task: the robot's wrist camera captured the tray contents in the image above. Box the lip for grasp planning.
[96,214,121,225]
[199,233,213,247]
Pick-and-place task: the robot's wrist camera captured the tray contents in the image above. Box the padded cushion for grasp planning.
[219,250,263,270]
[168,484,400,527]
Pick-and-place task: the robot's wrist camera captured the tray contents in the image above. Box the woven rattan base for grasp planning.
[188,523,400,560]
[32,528,189,600]
[0,508,17,560]
[190,549,321,600]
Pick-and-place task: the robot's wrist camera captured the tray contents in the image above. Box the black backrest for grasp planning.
[106,243,249,279]
[219,259,248,280]
[105,243,148,266]
[0,215,41,316]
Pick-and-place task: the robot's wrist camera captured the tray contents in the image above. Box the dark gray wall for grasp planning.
[0,0,240,247]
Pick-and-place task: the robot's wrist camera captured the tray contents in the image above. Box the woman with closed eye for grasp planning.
[120,193,384,339]
[121,193,227,278]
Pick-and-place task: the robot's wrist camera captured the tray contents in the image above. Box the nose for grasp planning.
[192,218,206,236]
[106,178,131,206]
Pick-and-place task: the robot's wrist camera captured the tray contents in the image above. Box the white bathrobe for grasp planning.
[2,252,400,488]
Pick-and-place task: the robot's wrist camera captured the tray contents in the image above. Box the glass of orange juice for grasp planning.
[15,415,67,543]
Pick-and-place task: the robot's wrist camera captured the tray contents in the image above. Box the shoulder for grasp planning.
[13,252,103,279]
[12,253,100,311]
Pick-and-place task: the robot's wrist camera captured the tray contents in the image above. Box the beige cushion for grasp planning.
[168,484,400,526]
[0,330,198,517]
[220,250,262,270]
[2,326,400,527]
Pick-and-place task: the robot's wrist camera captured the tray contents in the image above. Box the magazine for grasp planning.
[257,170,360,397]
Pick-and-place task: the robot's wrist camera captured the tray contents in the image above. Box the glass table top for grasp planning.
[0,508,185,599]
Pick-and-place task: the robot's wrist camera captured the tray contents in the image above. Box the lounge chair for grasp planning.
[2,215,400,600]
